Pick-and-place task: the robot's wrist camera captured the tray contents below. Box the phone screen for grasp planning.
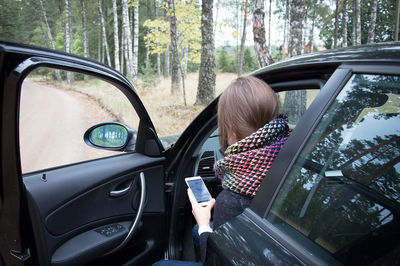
[187,178,211,204]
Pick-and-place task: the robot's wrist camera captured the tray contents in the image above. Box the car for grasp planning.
[0,41,399,265]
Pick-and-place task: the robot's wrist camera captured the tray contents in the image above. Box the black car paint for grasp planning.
[0,42,166,265]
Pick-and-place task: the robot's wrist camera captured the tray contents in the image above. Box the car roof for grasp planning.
[253,42,400,84]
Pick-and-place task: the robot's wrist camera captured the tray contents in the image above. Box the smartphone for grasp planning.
[185,176,212,206]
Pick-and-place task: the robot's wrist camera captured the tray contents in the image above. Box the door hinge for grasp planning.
[10,248,30,261]
[165,182,174,193]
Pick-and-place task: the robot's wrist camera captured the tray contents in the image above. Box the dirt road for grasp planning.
[20,80,117,173]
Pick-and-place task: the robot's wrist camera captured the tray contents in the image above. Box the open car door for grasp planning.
[0,42,168,265]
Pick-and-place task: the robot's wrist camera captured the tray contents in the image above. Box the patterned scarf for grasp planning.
[214,114,290,198]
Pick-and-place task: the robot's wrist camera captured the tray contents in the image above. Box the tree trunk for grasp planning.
[164,44,170,78]
[356,0,361,45]
[268,0,272,52]
[98,13,101,61]
[167,0,180,93]
[334,0,339,48]
[353,0,361,45]
[112,0,121,71]
[396,0,400,41]
[286,0,307,125]
[302,1,309,53]
[155,1,161,78]
[282,0,289,59]
[288,0,307,57]
[121,28,125,75]
[309,0,316,53]
[39,0,62,81]
[33,1,49,48]
[65,0,73,84]
[81,0,89,81]
[238,0,249,76]
[342,0,348,47]
[253,0,274,68]
[122,0,133,79]
[367,0,378,44]
[132,4,139,83]
[98,0,111,66]
[195,0,216,105]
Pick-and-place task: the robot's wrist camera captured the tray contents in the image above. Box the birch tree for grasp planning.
[342,0,348,47]
[353,0,361,45]
[167,0,181,93]
[238,0,249,76]
[334,0,339,48]
[309,0,316,53]
[253,0,274,68]
[285,0,308,125]
[112,0,121,71]
[39,0,62,81]
[122,0,133,79]
[196,0,216,105]
[396,0,400,41]
[367,0,378,44]
[65,0,73,83]
[81,0,89,81]
[98,0,111,66]
[133,1,139,84]
[288,0,308,57]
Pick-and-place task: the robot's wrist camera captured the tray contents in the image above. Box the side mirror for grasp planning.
[84,122,137,151]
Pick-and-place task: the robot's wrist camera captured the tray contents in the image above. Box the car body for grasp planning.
[0,41,399,265]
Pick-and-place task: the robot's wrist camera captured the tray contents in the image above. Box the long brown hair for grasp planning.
[218,76,278,151]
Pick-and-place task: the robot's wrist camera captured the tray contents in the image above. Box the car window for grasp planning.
[19,67,139,173]
[267,74,400,264]
[276,89,320,127]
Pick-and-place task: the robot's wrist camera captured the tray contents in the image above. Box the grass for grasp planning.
[27,72,320,136]
[27,72,237,136]
[136,72,236,136]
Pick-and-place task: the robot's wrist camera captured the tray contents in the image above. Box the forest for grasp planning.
[0,0,399,106]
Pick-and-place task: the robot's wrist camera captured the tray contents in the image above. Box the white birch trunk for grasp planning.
[288,0,308,57]
[98,0,112,66]
[356,0,361,45]
[253,0,274,67]
[238,0,248,76]
[112,0,121,71]
[302,2,309,53]
[367,0,378,44]
[65,0,73,84]
[122,0,133,79]
[81,0,89,81]
[132,4,139,84]
[282,0,289,59]
[39,0,62,81]
[164,44,170,78]
[334,0,339,48]
[309,0,316,53]
[342,0,348,47]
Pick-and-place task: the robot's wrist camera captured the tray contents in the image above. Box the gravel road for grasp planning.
[19,80,118,173]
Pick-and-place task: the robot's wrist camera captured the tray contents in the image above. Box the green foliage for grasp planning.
[73,37,84,57]
[144,0,201,68]
[217,46,237,73]
[242,47,258,73]
[139,63,160,88]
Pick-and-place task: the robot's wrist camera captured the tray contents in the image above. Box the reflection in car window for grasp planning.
[267,74,400,264]
[277,89,319,127]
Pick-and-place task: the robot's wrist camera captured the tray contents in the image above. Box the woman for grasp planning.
[188,76,290,262]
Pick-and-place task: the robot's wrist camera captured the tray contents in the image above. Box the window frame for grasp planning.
[248,63,400,265]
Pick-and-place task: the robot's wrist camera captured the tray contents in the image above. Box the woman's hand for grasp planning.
[187,188,216,227]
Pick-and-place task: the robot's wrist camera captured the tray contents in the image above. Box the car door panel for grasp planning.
[23,153,166,265]
[0,42,167,265]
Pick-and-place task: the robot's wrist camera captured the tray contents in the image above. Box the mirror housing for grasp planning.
[84,122,137,152]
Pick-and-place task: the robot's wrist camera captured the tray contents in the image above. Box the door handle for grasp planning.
[110,183,132,197]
